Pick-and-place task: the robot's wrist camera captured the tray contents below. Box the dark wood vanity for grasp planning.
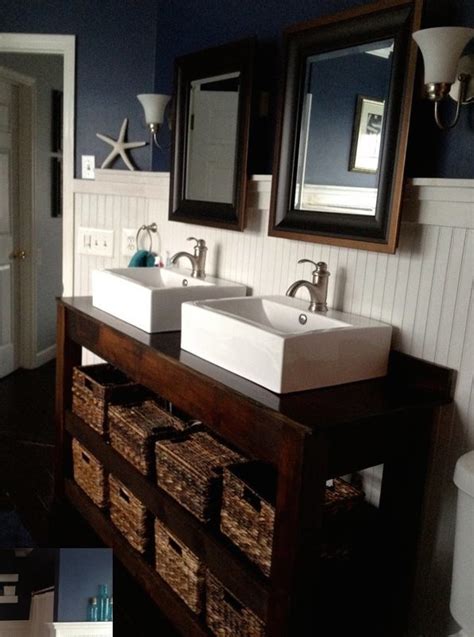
[55,297,453,637]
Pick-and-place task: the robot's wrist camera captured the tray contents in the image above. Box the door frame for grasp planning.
[0,65,36,369]
[0,33,75,368]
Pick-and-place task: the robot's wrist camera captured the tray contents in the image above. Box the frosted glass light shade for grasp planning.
[413,27,474,85]
[137,94,171,125]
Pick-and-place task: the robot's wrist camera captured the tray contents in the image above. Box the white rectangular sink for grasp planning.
[91,267,247,332]
[181,295,392,393]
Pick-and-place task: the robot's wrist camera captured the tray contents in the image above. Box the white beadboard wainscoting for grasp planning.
[72,171,473,637]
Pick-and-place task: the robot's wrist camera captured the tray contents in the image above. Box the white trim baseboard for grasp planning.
[35,344,56,367]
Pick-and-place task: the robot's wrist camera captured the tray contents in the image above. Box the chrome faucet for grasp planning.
[286,259,330,313]
[170,237,207,278]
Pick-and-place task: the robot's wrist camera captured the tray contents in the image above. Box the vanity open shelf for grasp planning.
[55,297,454,637]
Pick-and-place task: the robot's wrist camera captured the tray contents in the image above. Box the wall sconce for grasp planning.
[412,27,474,129]
[137,93,171,147]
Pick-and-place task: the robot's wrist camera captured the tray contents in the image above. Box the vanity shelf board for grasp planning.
[65,410,268,619]
[64,480,212,637]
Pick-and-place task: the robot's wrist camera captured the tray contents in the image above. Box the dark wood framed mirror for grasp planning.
[269,0,423,253]
[169,38,255,231]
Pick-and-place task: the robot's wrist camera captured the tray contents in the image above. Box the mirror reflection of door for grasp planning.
[294,39,393,216]
[0,76,17,377]
[185,72,240,204]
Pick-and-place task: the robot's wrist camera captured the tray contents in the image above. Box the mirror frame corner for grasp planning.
[169,37,256,232]
[268,0,424,254]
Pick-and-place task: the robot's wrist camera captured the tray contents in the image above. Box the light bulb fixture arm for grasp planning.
[433,72,470,129]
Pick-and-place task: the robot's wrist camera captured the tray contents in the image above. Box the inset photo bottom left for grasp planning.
[0,549,112,637]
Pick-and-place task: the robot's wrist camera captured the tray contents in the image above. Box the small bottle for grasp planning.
[107,596,113,622]
[87,597,98,622]
[97,584,108,621]
[101,595,110,622]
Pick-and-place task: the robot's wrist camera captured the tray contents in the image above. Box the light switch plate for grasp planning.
[81,155,95,180]
[78,227,114,257]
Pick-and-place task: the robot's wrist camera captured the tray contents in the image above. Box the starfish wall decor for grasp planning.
[96,118,146,171]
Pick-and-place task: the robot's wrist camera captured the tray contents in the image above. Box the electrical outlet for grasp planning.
[78,227,114,257]
[81,155,95,180]
[122,228,138,256]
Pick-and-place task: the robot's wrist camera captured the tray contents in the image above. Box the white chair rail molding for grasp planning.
[48,623,112,637]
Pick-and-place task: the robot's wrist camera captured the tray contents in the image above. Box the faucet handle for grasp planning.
[187,237,207,250]
[297,259,329,282]
[298,259,328,272]
[298,258,318,269]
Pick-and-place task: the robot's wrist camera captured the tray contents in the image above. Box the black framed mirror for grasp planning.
[269,0,422,253]
[169,38,255,231]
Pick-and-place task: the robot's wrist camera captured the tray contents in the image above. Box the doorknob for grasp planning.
[9,249,27,260]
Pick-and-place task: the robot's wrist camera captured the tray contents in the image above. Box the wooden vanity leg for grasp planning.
[54,302,81,500]
[378,408,433,636]
[266,430,328,637]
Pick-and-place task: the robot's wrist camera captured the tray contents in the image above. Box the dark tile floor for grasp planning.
[0,362,179,637]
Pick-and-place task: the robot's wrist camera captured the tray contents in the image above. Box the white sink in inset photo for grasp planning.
[181,295,392,393]
[91,267,247,333]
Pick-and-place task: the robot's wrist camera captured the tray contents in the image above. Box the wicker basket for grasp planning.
[109,474,150,553]
[72,364,148,436]
[156,430,244,522]
[72,439,108,508]
[221,462,364,576]
[109,400,185,476]
[155,518,205,614]
[206,571,265,637]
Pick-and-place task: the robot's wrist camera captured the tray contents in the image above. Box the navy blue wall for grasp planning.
[153,0,473,177]
[55,548,112,622]
[1,0,472,178]
[0,0,158,175]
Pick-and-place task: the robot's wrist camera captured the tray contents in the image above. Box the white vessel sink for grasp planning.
[181,295,392,393]
[91,267,247,333]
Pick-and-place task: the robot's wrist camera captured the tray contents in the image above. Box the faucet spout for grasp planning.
[169,251,198,276]
[286,280,328,313]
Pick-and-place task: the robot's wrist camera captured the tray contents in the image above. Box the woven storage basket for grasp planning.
[109,400,185,476]
[221,462,364,576]
[109,474,150,553]
[206,571,265,637]
[72,364,148,436]
[155,518,205,614]
[72,439,108,508]
[156,430,244,523]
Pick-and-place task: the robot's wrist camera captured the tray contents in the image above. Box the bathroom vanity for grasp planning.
[55,297,453,637]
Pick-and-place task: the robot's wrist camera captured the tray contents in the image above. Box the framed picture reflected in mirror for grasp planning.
[349,95,385,174]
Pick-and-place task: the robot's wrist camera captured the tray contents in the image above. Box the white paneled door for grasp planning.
[0,76,18,378]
